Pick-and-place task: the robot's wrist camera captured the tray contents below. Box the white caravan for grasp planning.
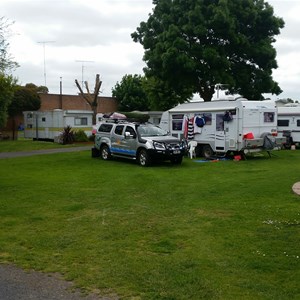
[23,109,93,141]
[160,98,285,158]
[277,105,300,148]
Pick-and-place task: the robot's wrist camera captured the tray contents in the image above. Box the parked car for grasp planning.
[92,120,186,166]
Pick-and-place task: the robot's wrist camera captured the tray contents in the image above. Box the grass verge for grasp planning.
[0,149,299,299]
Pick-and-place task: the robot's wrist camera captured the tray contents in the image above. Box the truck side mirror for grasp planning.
[125,131,136,139]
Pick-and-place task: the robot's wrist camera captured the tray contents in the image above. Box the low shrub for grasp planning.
[74,129,89,142]
[60,125,75,144]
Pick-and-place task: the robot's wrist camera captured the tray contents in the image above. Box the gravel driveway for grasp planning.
[0,146,91,159]
[0,264,117,300]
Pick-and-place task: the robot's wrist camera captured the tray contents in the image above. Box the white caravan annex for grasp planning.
[23,109,93,141]
[277,105,300,148]
[160,98,285,158]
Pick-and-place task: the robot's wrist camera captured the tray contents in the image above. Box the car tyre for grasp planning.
[170,156,183,164]
[101,144,111,160]
[138,149,151,166]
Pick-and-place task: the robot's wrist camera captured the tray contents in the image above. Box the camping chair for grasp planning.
[188,141,197,159]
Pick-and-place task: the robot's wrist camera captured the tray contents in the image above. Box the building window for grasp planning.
[75,117,88,126]
[297,120,300,127]
[42,117,46,122]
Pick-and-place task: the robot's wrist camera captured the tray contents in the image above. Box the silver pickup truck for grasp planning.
[92,120,186,166]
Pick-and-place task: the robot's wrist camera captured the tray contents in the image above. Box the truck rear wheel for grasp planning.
[101,145,111,160]
[202,145,214,159]
[138,149,151,166]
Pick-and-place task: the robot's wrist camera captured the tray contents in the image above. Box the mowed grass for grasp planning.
[0,147,299,299]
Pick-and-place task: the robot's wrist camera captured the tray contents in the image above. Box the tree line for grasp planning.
[1,0,286,126]
[0,17,45,129]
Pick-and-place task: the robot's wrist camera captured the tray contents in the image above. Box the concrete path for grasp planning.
[0,146,91,159]
[0,264,107,300]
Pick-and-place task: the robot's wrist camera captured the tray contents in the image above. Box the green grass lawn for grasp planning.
[0,147,299,299]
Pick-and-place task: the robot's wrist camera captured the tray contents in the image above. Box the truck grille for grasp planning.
[166,143,181,150]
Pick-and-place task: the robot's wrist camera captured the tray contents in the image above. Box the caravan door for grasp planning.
[215,113,226,152]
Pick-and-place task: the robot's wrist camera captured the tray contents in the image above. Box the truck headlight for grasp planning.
[153,141,166,150]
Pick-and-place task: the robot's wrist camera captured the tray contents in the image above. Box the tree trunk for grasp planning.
[75,74,102,124]
[198,84,215,102]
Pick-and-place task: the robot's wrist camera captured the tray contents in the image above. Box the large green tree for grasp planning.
[8,85,41,139]
[132,0,284,102]
[0,17,19,128]
[143,76,193,110]
[8,86,41,117]
[0,74,16,128]
[0,17,19,74]
[112,74,150,111]
[25,83,49,94]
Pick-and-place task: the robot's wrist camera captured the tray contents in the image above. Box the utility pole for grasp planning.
[75,60,94,87]
[59,77,63,109]
[37,41,55,87]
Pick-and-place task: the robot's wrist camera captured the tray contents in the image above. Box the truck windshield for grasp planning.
[137,125,168,137]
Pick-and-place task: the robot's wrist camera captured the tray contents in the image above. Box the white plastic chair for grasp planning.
[188,141,198,159]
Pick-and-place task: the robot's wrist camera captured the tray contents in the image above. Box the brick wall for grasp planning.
[39,93,118,113]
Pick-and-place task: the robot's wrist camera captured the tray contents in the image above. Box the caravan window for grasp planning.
[172,114,184,131]
[216,114,224,131]
[264,112,274,123]
[75,117,88,126]
[203,113,212,125]
[278,119,289,127]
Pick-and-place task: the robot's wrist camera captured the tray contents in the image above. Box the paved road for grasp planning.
[0,146,91,159]
[0,264,107,300]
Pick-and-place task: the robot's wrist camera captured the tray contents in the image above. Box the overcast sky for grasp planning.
[2,0,300,100]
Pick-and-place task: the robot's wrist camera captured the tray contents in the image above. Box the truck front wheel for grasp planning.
[138,149,151,166]
[170,156,183,164]
[101,145,111,160]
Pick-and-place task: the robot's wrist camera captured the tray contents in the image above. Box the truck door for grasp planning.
[121,125,138,157]
[215,113,226,152]
[111,125,137,157]
[110,125,125,155]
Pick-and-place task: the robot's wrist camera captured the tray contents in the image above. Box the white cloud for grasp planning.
[3,0,300,100]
